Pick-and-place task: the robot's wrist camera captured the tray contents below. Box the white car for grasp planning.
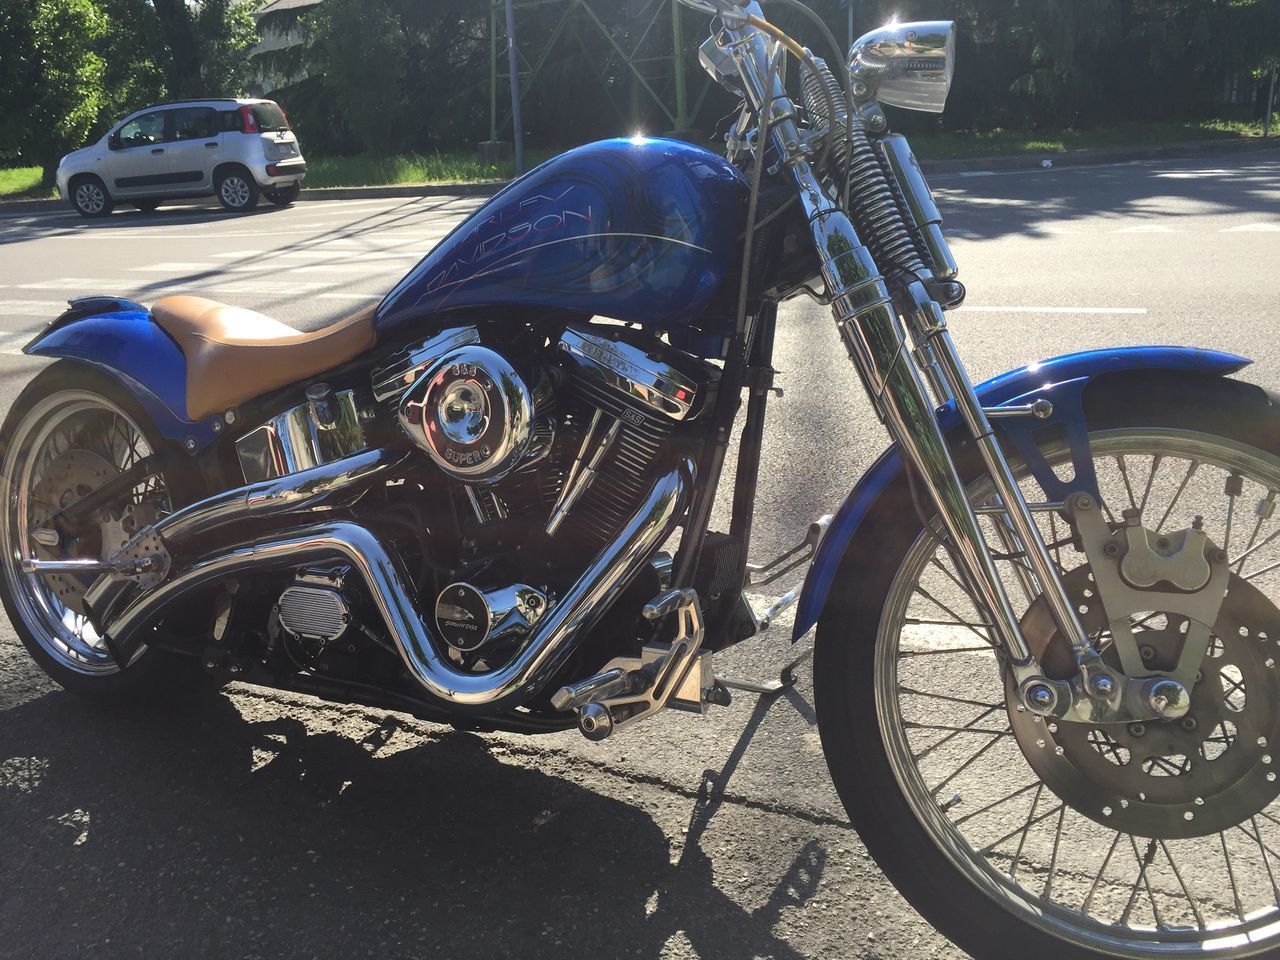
[55,98,308,218]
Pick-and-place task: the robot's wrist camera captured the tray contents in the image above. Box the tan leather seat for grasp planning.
[151,296,377,421]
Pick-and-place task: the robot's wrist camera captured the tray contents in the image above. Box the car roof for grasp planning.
[114,98,276,126]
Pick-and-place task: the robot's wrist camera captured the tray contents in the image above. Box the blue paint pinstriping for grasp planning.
[375,138,749,343]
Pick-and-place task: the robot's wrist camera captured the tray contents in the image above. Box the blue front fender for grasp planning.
[23,301,222,452]
[790,345,1252,641]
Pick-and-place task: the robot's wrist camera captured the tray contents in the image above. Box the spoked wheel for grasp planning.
[816,374,1280,959]
[0,363,185,696]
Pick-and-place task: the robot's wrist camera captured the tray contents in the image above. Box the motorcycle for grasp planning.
[5,1,1279,956]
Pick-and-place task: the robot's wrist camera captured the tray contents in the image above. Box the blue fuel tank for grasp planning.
[375,138,749,341]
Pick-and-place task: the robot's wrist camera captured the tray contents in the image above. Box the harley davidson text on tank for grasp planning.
[5,2,1280,957]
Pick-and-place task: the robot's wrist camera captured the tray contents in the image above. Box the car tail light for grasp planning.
[238,105,259,134]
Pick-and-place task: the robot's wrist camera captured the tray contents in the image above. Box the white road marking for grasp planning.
[957,171,996,178]
[16,277,343,296]
[1222,222,1280,232]
[0,299,71,315]
[1112,224,1179,234]
[1156,169,1234,179]
[211,248,420,261]
[956,305,1148,315]
[0,334,34,354]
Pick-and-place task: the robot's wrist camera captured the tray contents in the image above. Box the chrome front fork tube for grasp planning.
[807,206,1035,664]
[715,9,1087,702]
[902,288,1094,668]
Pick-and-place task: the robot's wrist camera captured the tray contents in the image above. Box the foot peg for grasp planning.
[553,588,728,740]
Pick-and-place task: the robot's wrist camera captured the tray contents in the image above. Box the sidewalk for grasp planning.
[4,135,1278,213]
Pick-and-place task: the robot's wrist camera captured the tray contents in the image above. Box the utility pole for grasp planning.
[504,0,525,175]
[672,0,688,133]
[1267,66,1277,139]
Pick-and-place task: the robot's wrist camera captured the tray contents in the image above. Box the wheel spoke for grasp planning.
[1156,460,1199,532]
[1159,839,1207,930]
[1008,783,1044,881]
[1118,836,1159,928]
[1138,455,1162,516]
[1080,831,1122,917]
[1221,832,1246,923]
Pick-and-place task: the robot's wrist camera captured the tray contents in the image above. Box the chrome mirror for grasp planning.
[848,21,956,114]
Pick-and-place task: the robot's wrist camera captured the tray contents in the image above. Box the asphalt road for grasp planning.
[1,150,1279,959]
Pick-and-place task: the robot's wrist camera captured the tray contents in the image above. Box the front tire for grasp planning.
[70,175,113,218]
[215,167,259,212]
[0,363,196,699]
[816,373,1280,959]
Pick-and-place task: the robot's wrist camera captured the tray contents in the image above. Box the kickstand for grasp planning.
[716,643,814,696]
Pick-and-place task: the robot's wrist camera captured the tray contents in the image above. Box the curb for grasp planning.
[921,135,1280,176]
[296,181,506,202]
[2,136,1277,213]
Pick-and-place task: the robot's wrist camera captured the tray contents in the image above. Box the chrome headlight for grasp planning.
[848,20,956,114]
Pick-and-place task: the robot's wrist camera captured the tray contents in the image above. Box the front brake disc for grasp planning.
[1007,566,1280,839]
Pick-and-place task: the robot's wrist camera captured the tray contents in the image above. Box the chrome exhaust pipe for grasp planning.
[101,459,691,713]
[84,447,403,630]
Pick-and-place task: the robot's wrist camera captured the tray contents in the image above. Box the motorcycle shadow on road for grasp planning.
[0,680,827,959]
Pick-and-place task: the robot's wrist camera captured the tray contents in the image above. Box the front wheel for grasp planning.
[70,176,113,218]
[816,373,1280,959]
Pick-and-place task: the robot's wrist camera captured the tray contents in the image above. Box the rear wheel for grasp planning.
[816,374,1280,959]
[264,183,300,206]
[215,167,258,212]
[0,363,193,698]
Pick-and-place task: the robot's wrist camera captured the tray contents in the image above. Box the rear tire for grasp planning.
[815,373,1280,960]
[69,175,113,218]
[0,362,200,700]
[215,167,259,212]
[264,183,300,206]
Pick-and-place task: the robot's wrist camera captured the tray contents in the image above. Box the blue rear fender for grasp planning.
[790,345,1252,641]
[22,300,222,452]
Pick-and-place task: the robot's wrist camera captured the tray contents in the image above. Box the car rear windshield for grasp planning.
[251,103,289,132]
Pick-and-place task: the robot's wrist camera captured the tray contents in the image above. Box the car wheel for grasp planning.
[132,199,161,213]
[70,176,113,219]
[215,168,259,212]
[264,183,300,207]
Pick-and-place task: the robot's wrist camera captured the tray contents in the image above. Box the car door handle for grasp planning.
[204,142,217,148]
[150,148,164,154]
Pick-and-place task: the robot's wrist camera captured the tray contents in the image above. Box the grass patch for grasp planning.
[0,167,53,199]
[304,119,1272,188]
[908,118,1271,161]
[303,150,555,189]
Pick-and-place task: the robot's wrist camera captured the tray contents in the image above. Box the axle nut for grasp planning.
[1148,679,1191,720]
[1025,682,1057,714]
[1090,674,1116,698]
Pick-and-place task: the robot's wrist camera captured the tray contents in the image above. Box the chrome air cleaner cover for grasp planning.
[398,345,536,482]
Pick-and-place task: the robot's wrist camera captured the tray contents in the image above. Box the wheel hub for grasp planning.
[1008,565,1280,839]
[29,449,157,615]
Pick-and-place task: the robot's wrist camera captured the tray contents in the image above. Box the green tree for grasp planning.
[2,0,109,183]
